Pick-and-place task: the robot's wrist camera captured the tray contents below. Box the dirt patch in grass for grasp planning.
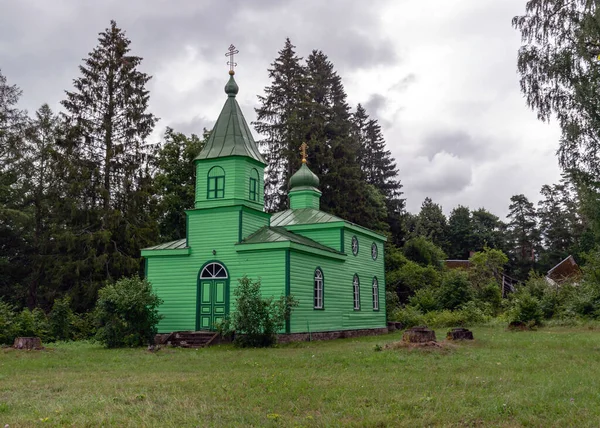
[383,339,458,352]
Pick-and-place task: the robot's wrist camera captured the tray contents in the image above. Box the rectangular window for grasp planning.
[208,176,225,199]
[249,177,257,201]
[353,275,360,310]
[314,269,323,309]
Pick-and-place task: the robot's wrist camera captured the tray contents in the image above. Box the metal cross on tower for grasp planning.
[300,142,308,163]
[225,44,239,75]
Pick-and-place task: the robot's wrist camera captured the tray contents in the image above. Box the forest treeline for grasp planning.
[3,14,600,323]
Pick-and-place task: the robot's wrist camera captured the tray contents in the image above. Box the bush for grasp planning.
[221,276,298,348]
[391,305,424,328]
[409,288,439,313]
[94,276,163,348]
[475,281,503,315]
[16,308,50,341]
[0,300,19,345]
[48,297,76,341]
[507,292,544,327]
[385,290,400,319]
[438,270,473,310]
[389,261,441,294]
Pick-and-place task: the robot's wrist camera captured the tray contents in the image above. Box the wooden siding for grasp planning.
[148,208,285,333]
[241,210,268,241]
[288,228,386,333]
[287,227,342,252]
[195,157,264,210]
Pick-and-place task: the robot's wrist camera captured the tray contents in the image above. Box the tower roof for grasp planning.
[289,163,320,190]
[194,74,266,164]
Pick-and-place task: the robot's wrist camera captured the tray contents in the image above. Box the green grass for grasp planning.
[1,326,600,427]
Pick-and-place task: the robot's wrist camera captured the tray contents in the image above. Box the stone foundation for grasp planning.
[277,327,389,343]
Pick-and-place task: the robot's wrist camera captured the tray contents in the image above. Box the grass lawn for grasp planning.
[1,326,600,427]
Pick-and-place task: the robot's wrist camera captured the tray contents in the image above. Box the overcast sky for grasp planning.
[0,0,562,217]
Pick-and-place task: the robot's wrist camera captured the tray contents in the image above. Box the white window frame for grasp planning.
[372,277,379,310]
[314,269,323,309]
[353,274,360,310]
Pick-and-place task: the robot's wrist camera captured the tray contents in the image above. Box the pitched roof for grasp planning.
[240,226,342,254]
[270,208,344,227]
[194,75,266,164]
[142,239,188,251]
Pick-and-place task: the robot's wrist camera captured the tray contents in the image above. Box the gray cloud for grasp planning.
[420,130,497,161]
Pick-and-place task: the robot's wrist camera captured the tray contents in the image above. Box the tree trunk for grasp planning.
[446,328,474,340]
[402,327,436,343]
[13,337,43,350]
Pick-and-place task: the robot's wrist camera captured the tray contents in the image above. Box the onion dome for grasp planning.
[224,73,239,97]
[289,163,320,190]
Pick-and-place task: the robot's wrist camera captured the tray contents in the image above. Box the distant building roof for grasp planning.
[444,260,471,269]
[546,255,580,283]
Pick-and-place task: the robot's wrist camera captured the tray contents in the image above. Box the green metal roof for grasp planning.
[240,226,342,254]
[194,75,266,164]
[270,208,344,227]
[142,239,188,251]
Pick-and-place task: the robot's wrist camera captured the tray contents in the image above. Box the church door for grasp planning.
[197,262,229,331]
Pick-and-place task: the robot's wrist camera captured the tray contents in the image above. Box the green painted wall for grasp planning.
[147,206,285,333]
[289,189,321,210]
[194,156,264,210]
[288,227,343,252]
[288,228,386,333]
[241,209,269,241]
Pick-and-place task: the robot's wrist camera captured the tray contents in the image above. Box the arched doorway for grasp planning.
[197,262,229,331]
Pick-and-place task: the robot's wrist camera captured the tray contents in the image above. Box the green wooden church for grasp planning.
[142,63,387,338]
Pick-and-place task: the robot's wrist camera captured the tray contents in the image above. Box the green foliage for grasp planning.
[475,282,503,315]
[413,197,448,250]
[507,292,543,327]
[94,276,163,348]
[403,236,446,268]
[385,290,400,319]
[48,297,76,341]
[409,288,439,313]
[437,270,473,311]
[0,300,19,344]
[388,260,441,297]
[222,276,298,348]
[16,308,50,341]
[469,246,508,290]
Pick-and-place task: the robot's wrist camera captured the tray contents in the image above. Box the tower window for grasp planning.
[249,168,259,201]
[207,166,225,199]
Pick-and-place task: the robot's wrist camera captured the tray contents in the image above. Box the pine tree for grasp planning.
[153,127,206,241]
[254,39,308,211]
[471,208,508,254]
[54,20,159,310]
[506,194,539,278]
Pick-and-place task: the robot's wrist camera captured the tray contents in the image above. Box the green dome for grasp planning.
[225,74,239,97]
[290,163,319,190]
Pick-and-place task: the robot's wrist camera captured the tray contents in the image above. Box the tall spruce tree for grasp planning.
[471,208,508,254]
[506,194,539,278]
[447,205,473,259]
[56,20,159,310]
[254,39,308,211]
[0,69,30,305]
[353,103,404,242]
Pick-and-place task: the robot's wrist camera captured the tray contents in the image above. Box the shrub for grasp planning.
[438,270,473,310]
[94,276,163,348]
[391,305,425,328]
[390,261,441,294]
[507,292,543,326]
[48,297,76,341]
[0,300,18,345]
[409,287,439,313]
[475,281,503,315]
[385,290,400,319]
[16,308,50,341]
[222,276,298,348]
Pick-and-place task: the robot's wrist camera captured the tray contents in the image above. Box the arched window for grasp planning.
[207,166,225,199]
[314,268,323,309]
[372,277,379,311]
[249,168,259,201]
[200,262,228,278]
[353,274,360,310]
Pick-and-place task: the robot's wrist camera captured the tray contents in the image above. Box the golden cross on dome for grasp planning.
[300,142,308,163]
[225,44,239,75]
